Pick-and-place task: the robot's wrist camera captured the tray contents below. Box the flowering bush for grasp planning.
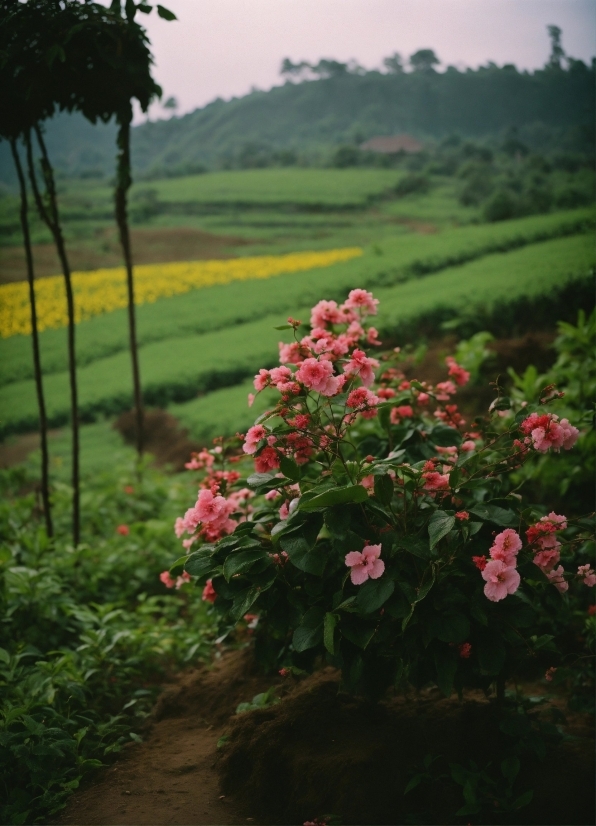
[168,290,593,698]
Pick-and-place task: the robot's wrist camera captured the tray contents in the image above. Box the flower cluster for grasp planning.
[165,288,591,700]
[519,412,579,453]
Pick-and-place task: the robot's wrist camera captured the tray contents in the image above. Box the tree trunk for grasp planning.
[26,127,80,546]
[10,138,53,538]
[115,113,144,458]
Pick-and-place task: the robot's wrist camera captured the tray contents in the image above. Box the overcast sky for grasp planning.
[136,0,596,122]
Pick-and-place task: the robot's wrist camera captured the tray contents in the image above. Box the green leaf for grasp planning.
[279,455,301,481]
[434,646,457,697]
[501,756,520,783]
[436,612,470,644]
[323,612,338,654]
[469,504,518,526]
[356,578,395,613]
[374,474,394,505]
[0,647,10,665]
[513,789,534,809]
[273,324,293,330]
[137,2,152,11]
[229,586,260,623]
[223,549,269,581]
[299,485,368,510]
[156,3,177,19]
[341,618,376,649]
[247,471,280,489]
[293,607,324,652]
[477,635,506,675]
[184,549,216,578]
[430,424,462,447]
[428,511,455,549]
[397,535,430,560]
[324,506,351,538]
[404,775,423,795]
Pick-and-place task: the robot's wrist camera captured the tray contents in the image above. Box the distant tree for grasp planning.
[312,59,348,78]
[383,52,404,74]
[547,25,565,69]
[280,58,310,80]
[410,49,440,73]
[0,1,54,538]
[163,95,178,112]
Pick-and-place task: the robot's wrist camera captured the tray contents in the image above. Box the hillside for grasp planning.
[0,61,593,185]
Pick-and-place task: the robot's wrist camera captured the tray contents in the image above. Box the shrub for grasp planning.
[484,188,517,222]
[394,173,430,197]
[170,289,593,700]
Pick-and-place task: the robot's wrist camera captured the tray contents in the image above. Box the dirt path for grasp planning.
[58,650,274,826]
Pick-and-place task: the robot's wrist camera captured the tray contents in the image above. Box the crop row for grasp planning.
[1,233,593,439]
[0,208,592,388]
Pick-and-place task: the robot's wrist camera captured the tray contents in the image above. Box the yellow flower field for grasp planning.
[0,247,363,338]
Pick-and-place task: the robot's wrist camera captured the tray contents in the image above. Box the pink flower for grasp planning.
[422,471,450,491]
[175,571,191,589]
[296,358,341,396]
[455,511,469,521]
[377,387,396,400]
[116,524,130,536]
[390,405,414,424]
[577,564,596,587]
[253,368,270,391]
[482,559,521,602]
[458,642,472,659]
[243,424,267,454]
[279,667,291,677]
[346,387,379,410]
[202,579,217,603]
[279,341,304,365]
[248,393,255,407]
[460,440,476,452]
[520,413,579,453]
[366,326,382,346]
[174,517,186,538]
[435,380,457,400]
[265,489,280,501]
[195,489,231,524]
[159,570,176,589]
[417,392,430,405]
[279,501,290,520]
[545,666,557,682]
[542,512,567,529]
[546,565,568,593]
[343,349,379,387]
[446,357,470,386]
[533,546,561,572]
[124,485,134,494]
[489,529,522,567]
[310,299,344,329]
[345,543,385,585]
[342,288,379,315]
[254,446,280,473]
[270,366,293,388]
[472,555,487,570]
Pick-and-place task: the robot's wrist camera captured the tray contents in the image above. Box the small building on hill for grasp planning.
[360,134,423,154]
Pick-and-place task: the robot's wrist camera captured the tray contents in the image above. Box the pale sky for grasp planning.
[136,0,596,122]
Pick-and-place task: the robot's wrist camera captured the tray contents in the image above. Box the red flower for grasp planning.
[116,524,130,536]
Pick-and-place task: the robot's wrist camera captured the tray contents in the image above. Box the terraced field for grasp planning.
[1,225,593,439]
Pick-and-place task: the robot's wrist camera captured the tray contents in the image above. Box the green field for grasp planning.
[1,231,593,439]
[0,208,591,389]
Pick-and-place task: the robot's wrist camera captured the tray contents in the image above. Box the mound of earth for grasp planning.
[59,647,594,826]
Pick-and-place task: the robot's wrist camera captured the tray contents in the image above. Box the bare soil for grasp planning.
[58,648,594,826]
[0,227,253,283]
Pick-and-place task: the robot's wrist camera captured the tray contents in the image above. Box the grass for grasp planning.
[1,232,593,439]
[71,168,406,210]
[0,208,591,388]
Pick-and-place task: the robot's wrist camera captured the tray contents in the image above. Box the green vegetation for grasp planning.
[1,54,593,182]
[1,231,593,439]
[0,462,217,824]
[1,208,592,388]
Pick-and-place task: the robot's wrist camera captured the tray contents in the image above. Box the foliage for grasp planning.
[170,289,594,700]
[0,462,217,824]
[507,309,596,514]
[1,230,593,438]
[1,52,594,181]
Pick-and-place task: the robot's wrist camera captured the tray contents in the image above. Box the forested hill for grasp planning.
[1,61,594,184]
